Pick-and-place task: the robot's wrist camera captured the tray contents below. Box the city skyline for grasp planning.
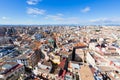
[0,0,120,25]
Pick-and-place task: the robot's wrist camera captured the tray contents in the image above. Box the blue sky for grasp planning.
[0,0,120,25]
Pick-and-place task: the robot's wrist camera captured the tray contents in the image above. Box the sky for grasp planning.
[0,0,120,25]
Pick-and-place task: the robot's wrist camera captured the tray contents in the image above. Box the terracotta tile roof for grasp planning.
[74,42,87,48]
[79,65,94,80]
[59,58,66,69]
[32,41,42,50]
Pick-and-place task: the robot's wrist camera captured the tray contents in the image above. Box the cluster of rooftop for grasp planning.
[0,25,120,80]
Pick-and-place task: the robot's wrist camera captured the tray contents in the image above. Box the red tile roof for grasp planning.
[59,58,66,69]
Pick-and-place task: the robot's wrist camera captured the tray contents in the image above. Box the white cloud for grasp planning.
[1,16,9,20]
[27,0,42,5]
[45,14,64,21]
[81,7,90,13]
[57,13,63,16]
[90,18,109,23]
[64,17,81,24]
[45,14,81,24]
[27,7,46,15]
[90,18,120,24]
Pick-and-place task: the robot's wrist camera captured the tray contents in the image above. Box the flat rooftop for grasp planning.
[0,62,22,75]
